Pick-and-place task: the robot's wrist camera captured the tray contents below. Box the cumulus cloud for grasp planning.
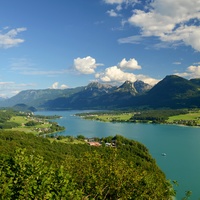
[115,0,200,51]
[96,66,137,82]
[95,58,159,85]
[51,82,59,89]
[118,58,141,70]
[175,65,200,79]
[96,66,158,85]
[0,27,27,48]
[74,56,103,74]
[50,82,68,89]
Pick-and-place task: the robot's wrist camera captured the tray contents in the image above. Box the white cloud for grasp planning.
[116,0,200,51]
[116,4,122,11]
[60,84,68,89]
[118,58,141,70]
[51,82,59,89]
[74,56,102,74]
[0,81,15,87]
[107,9,119,17]
[175,65,200,79]
[0,27,27,48]
[95,58,159,85]
[96,66,136,82]
[134,74,160,85]
[118,35,143,44]
[104,0,124,4]
[173,62,182,65]
[104,0,138,4]
[96,66,158,85]
[50,82,69,89]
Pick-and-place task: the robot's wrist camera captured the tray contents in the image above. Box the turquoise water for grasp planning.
[36,110,200,199]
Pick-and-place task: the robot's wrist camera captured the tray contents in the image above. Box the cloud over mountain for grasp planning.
[95,58,158,85]
[175,65,200,79]
[74,56,103,74]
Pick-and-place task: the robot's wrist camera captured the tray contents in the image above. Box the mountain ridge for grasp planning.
[1,75,200,110]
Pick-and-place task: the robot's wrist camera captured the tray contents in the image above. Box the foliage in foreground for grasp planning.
[0,130,175,199]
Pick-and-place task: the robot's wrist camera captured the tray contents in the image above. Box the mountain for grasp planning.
[12,104,37,112]
[41,80,152,110]
[134,80,153,94]
[141,75,200,108]
[190,78,200,86]
[1,76,200,110]
[115,80,152,95]
[1,87,84,108]
[116,81,138,95]
[41,82,117,110]
[85,82,114,90]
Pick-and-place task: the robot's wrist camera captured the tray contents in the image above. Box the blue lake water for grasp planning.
[36,110,200,199]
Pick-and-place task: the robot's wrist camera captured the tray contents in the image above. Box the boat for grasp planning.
[161,153,167,156]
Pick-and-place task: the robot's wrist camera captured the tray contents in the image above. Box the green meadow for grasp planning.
[7,115,64,135]
[167,110,200,125]
[83,112,133,122]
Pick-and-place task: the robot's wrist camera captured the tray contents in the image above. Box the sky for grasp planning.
[0,0,200,97]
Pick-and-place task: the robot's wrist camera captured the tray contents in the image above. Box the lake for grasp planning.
[36,110,200,199]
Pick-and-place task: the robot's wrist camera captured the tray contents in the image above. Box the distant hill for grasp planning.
[12,104,37,112]
[1,87,84,108]
[1,75,200,110]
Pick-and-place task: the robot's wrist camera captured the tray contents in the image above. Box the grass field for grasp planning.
[85,113,133,122]
[167,111,200,123]
[7,116,53,135]
[80,110,200,126]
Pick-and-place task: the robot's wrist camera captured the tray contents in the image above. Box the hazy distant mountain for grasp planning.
[1,87,84,107]
[1,76,200,110]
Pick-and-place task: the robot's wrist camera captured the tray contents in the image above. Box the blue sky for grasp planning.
[0,0,200,97]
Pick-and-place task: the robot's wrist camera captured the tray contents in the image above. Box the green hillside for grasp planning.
[0,131,174,199]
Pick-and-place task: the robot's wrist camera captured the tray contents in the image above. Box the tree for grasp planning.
[0,148,82,199]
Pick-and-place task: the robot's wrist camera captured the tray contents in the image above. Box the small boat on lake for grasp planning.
[161,153,166,156]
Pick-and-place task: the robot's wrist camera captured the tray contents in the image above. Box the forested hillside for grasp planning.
[0,131,174,199]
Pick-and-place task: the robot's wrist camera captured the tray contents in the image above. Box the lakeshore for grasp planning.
[36,110,200,199]
[76,109,200,127]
